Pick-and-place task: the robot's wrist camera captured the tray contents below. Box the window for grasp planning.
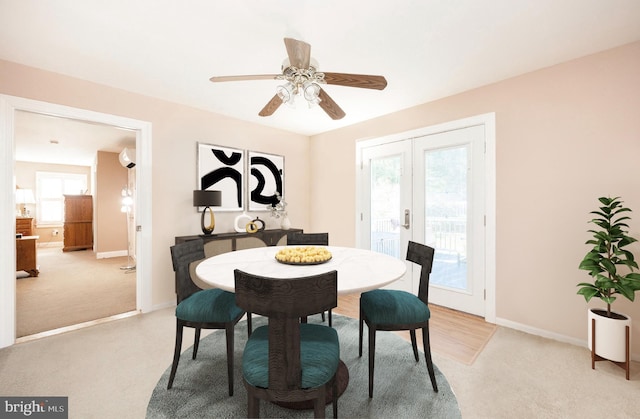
[36,172,88,226]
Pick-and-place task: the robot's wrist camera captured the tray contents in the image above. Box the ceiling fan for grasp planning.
[209,38,387,120]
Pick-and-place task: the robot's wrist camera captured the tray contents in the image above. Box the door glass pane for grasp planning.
[424,146,468,290]
[370,155,401,258]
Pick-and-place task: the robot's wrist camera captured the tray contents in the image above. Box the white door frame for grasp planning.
[356,113,496,323]
[0,95,153,348]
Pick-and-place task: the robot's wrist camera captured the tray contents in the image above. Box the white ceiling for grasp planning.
[3,0,640,163]
[14,111,136,166]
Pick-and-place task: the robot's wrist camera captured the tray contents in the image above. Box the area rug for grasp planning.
[147,315,461,418]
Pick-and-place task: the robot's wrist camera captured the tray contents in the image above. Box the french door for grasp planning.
[360,140,413,292]
[358,124,487,317]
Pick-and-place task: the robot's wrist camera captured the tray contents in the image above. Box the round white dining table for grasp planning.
[195,245,406,294]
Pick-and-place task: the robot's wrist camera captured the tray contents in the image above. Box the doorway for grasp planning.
[14,111,137,337]
[356,114,496,321]
[0,94,153,348]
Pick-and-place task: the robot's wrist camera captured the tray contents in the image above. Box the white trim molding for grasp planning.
[355,112,497,323]
[495,316,640,363]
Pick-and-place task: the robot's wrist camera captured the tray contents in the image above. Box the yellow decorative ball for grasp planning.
[275,246,332,264]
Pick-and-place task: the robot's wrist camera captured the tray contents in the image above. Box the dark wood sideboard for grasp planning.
[175,228,303,249]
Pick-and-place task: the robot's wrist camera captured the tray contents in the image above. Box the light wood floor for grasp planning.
[334,293,496,365]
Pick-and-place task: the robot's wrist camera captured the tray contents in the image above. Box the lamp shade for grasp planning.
[16,188,36,204]
[193,190,221,207]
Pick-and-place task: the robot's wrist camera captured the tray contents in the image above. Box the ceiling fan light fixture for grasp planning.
[302,81,321,102]
[276,82,296,104]
[307,96,321,107]
[210,38,386,120]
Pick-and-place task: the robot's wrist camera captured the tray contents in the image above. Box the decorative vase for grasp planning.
[280,215,291,230]
[587,308,631,362]
[234,212,252,233]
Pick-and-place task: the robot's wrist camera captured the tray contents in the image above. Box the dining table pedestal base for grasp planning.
[272,360,349,410]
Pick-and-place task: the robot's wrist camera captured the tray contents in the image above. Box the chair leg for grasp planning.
[167,321,184,389]
[328,309,333,327]
[314,386,326,418]
[410,329,419,361]
[422,325,438,392]
[192,327,201,360]
[358,308,364,357]
[247,312,252,337]
[225,323,234,396]
[332,376,338,418]
[368,324,377,398]
[321,311,326,322]
[247,392,260,418]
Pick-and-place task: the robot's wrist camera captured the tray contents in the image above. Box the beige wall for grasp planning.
[14,161,92,246]
[309,42,640,356]
[95,151,128,254]
[15,154,129,254]
[3,41,639,356]
[0,58,310,308]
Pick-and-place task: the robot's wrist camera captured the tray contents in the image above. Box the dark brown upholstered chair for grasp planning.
[287,232,331,325]
[235,269,340,418]
[168,239,248,396]
[358,241,438,397]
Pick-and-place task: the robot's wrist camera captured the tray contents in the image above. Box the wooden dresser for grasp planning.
[16,217,34,236]
[63,194,93,252]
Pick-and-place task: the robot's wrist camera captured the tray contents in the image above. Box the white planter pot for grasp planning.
[587,308,631,363]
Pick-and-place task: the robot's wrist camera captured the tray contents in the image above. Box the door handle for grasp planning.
[402,209,410,229]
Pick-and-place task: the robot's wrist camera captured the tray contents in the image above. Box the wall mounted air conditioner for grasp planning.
[119,148,136,169]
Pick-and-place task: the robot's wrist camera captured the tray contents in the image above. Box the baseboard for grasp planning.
[37,241,63,248]
[96,250,128,259]
[152,300,176,312]
[495,316,640,362]
[16,310,140,344]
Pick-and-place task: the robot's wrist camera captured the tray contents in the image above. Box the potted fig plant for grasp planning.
[578,196,640,378]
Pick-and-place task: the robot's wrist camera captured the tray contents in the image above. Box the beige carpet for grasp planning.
[16,246,136,337]
[1,308,639,418]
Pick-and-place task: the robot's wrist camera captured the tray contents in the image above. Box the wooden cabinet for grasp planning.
[63,195,93,252]
[16,217,33,236]
[16,236,39,277]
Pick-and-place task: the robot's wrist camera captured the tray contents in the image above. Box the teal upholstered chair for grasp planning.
[234,269,339,418]
[286,232,331,326]
[359,241,438,397]
[168,239,247,396]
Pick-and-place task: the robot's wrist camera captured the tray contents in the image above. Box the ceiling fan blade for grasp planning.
[322,72,387,90]
[284,38,311,69]
[318,89,346,120]
[210,74,280,83]
[258,94,283,117]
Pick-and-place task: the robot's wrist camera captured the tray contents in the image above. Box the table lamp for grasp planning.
[193,190,222,235]
[16,188,36,217]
